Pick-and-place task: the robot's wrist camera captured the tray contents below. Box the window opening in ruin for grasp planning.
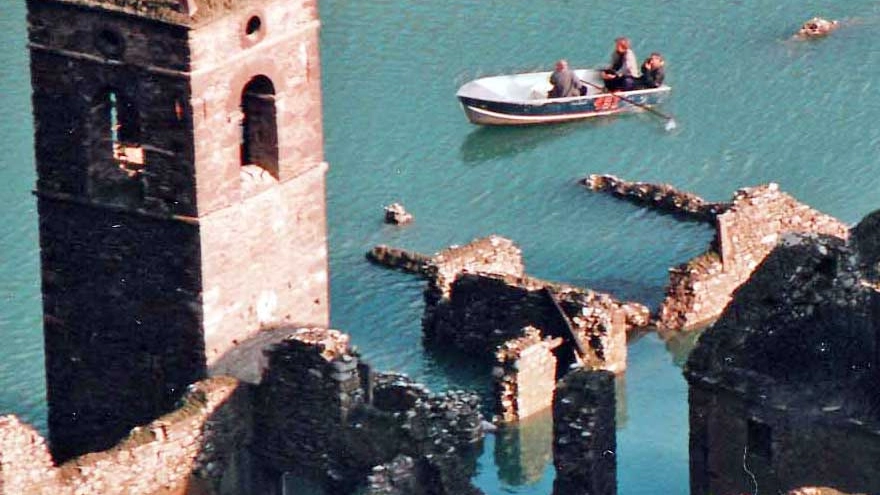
[240,75,279,180]
[747,418,772,460]
[95,29,125,59]
[108,90,145,177]
[245,16,262,37]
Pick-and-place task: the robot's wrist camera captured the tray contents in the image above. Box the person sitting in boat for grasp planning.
[637,52,665,89]
[547,59,585,98]
[601,37,640,91]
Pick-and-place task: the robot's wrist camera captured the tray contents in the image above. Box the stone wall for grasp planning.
[252,328,486,493]
[583,174,728,223]
[493,327,561,423]
[0,377,252,495]
[425,235,525,303]
[659,183,849,330]
[253,328,363,477]
[424,272,642,373]
[689,385,880,495]
[38,199,207,461]
[553,369,617,495]
[189,0,329,360]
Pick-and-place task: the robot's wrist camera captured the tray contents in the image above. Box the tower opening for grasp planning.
[107,89,144,176]
[240,75,279,180]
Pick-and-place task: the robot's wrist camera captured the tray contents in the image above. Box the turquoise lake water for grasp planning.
[2,0,879,493]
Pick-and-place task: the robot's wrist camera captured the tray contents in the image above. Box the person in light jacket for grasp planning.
[547,59,584,98]
[601,37,640,91]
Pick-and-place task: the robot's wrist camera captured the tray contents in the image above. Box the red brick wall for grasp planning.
[188,0,329,360]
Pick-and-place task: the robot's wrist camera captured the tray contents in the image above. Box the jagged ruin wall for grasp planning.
[252,328,486,493]
[659,184,849,330]
[686,214,880,495]
[425,272,632,374]
[689,386,880,495]
[0,377,252,495]
[493,328,560,423]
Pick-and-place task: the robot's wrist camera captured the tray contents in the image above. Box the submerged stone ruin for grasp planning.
[584,174,848,330]
[368,235,648,419]
[0,328,488,495]
[685,208,880,495]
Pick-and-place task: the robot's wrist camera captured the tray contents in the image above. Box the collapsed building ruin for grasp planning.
[368,235,648,423]
[685,208,880,495]
[584,174,849,330]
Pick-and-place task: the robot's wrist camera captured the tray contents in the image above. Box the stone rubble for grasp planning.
[384,203,414,225]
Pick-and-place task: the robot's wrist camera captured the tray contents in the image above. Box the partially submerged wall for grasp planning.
[493,327,561,423]
[586,177,850,330]
[424,272,642,373]
[553,369,617,495]
[0,377,252,495]
[253,328,486,492]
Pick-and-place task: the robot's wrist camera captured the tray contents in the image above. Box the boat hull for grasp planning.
[455,69,671,126]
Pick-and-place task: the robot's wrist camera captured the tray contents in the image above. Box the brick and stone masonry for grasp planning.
[252,327,486,493]
[27,0,329,460]
[685,209,880,495]
[493,327,561,423]
[0,377,252,495]
[584,175,849,330]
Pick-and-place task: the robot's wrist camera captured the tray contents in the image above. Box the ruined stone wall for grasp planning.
[253,329,485,492]
[0,416,58,493]
[553,369,617,495]
[38,200,206,461]
[0,377,252,495]
[425,235,525,302]
[583,174,728,223]
[689,386,880,495]
[253,328,363,476]
[493,328,560,423]
[660,184,849,330]
[425,272,637,373]
[717,184,848,275]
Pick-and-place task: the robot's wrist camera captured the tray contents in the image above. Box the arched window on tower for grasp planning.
[89,87,145,205]
[240,75,279,181]
[107,89,144,176]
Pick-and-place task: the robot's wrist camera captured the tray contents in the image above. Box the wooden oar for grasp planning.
[580,78,677,131]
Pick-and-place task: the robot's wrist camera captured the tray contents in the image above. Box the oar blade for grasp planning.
[664,119,677,132]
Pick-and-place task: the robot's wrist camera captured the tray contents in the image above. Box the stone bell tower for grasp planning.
[27,0,328,461]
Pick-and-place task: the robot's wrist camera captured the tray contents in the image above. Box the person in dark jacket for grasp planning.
[547,59,584,98]
[639,52,665,88]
